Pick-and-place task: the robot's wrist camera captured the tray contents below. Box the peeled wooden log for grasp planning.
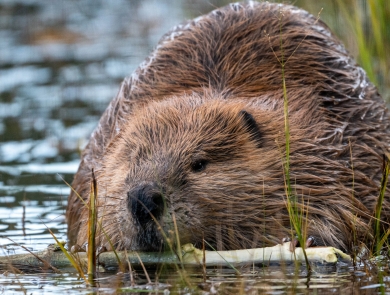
[0,242,351,273]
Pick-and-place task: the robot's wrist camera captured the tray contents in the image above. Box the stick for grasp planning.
[0,242,351,273]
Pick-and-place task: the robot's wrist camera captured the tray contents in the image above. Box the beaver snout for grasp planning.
[127,183,165,225]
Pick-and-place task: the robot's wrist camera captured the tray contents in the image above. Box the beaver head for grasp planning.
[91,91,311,251]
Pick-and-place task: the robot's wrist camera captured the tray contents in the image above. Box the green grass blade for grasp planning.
[87,169,98,284]
[375,156,390,255]
[45,226,87,283]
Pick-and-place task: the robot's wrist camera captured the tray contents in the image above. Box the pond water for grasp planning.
[0,0,389,294]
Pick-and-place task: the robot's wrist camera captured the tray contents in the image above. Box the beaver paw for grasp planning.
[97,246,108,255]
[70,244,86,253]
[282,236,317,252]
[70,243,107,255]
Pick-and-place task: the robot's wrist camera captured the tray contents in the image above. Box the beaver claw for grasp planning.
[70,243,107,255]
[70,244,85,253]
[282,236,317,252]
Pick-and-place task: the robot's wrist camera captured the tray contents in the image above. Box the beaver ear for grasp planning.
[239,110,262,148]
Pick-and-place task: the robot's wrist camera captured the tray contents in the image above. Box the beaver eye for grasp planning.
[191,159,208,172]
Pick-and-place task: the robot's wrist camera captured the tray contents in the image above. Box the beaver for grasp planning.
[66,2,390,254]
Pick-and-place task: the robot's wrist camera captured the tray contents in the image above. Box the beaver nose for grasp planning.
[127,183,165,225]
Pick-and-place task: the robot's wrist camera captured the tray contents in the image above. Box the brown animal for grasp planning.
[66,2,390,254]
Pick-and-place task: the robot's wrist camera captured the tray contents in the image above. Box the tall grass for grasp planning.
[271,6,323,271]
[87,170,97,284]
[374,157,390,255]
[279,25,311,270]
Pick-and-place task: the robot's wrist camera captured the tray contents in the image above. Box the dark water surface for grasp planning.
[0,0,389,294]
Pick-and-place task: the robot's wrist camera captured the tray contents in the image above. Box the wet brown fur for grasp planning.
[66,2,390,253]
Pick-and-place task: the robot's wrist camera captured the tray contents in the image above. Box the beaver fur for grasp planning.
[66,2,390,253]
